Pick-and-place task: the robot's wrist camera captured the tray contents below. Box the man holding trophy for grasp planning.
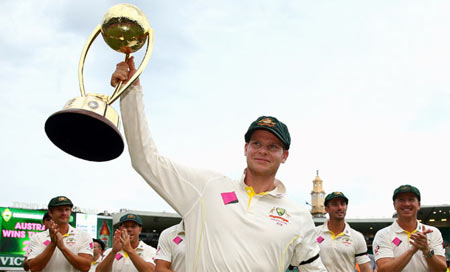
[112,57,326,271]
[44,3,326,271]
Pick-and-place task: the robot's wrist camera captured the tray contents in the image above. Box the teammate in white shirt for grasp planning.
[23,211,52,271]
[96,213,156,272]
[111,58,326,271]
[27,196,93,272]
[89,238,105,272]
[316,192,371,272]
[373,184,446,272]
[155,221,186,272]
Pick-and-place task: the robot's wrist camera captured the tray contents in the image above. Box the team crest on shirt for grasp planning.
[342,236,353,246]
[268,207,291,226]
[66,236,76,246]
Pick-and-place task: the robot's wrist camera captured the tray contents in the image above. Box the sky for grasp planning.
[1,0,449,219]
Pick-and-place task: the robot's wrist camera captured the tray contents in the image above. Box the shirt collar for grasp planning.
[43,224,75,237]
[321,220,352,236]
[136,240,145,251]
[67,225,76,235]
[393,219,422,233]
[240,170,286,197]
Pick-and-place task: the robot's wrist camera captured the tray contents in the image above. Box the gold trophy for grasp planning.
[45,4,153,161]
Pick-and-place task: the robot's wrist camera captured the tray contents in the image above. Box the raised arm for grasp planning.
[115,57,218,216]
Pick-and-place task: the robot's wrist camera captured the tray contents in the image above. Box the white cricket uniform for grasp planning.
[27,225,93,272]
[102,240,156,271]
[89,255,103,272]
[120,86,326,272]
[372,220,445,272]
[315,221,370,272]
[155,222,186,272]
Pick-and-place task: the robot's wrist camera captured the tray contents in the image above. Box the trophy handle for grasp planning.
[77,26,154,103]
[108,29,154,104]
[78,25,102,97]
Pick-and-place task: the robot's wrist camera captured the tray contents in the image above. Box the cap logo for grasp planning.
[257,118,276,128]
[58,197,67,202]
[335,192,343,195]
[127,215,135,219]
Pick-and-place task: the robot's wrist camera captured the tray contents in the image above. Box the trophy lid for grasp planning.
[101,3,150,54]
[45,109,124,162]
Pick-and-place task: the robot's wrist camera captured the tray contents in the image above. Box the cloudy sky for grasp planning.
[1,0,449,219]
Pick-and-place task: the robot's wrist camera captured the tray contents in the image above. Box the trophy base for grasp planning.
[45,108,124,162]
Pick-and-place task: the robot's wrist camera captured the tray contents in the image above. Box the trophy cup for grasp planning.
[45,4,153,162]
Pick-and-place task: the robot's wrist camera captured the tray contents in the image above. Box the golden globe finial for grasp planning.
[101,3,150,54]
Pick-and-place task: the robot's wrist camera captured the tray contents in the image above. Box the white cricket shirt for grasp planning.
[27,225,93,272]
[120,86,326,272]
[372,220,445,272]
[155,222,186,272]
[102,240,156,272]
[315,221,370,272]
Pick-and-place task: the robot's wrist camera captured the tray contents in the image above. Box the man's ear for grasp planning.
[244,142,249,157]
[281,150,289,163]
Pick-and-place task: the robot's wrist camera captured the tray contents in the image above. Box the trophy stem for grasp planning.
[109,53,130,102]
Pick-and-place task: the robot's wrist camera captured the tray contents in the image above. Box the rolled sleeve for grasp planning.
[355,232,370,264]
[291,217,327,271]
[154,228,172,262]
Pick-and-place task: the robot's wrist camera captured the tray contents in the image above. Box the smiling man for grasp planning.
[27,196,93,272]
[372,185,446,272]
[112,58,326,271]
[315,192,372,272]
[96,213,156,272]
